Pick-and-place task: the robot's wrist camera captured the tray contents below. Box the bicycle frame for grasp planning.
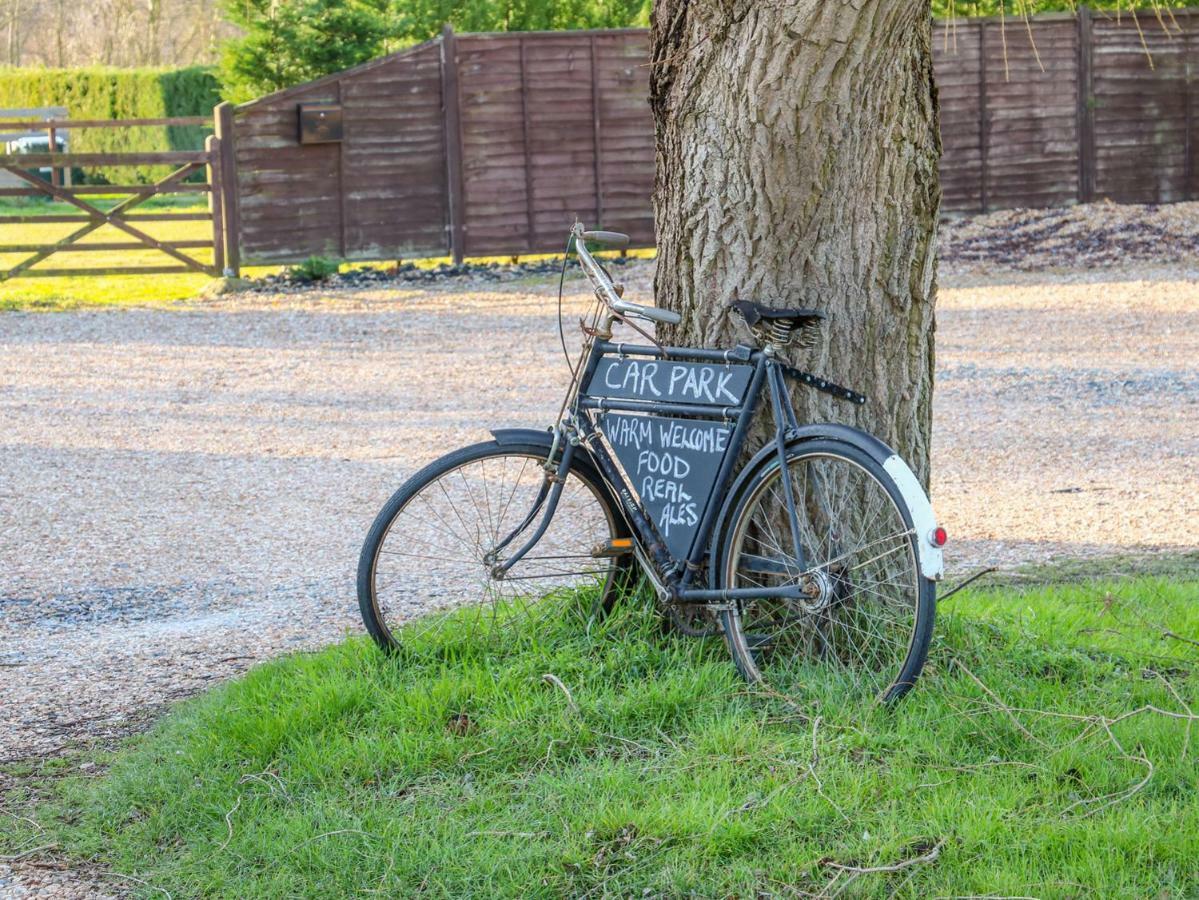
[494,234,817,607]
[579,341,806,603]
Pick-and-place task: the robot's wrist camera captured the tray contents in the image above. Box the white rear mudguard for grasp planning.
[882,455,944,581]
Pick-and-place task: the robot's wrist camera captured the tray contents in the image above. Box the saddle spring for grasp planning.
[765,318,820,350]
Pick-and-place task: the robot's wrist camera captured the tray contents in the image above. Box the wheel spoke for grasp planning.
[723,448,928,703]
[362,449,622,652]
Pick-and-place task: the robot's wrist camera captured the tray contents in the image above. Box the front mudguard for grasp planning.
[707,423,945,583]
[491,426,558,450]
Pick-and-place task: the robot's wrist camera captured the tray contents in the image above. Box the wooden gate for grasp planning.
[0,116,233,281]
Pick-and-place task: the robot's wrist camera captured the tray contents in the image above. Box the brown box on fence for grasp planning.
[297,104,343,144]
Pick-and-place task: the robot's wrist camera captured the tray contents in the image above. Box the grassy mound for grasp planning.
[4,577,1198,897]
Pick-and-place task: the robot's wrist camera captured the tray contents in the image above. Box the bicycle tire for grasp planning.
[713,438,935,704]
[358,438,633,654]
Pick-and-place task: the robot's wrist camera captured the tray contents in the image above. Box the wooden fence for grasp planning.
[935,8,1199,211]
[227,26,653,266]
[224,9,1199,267]
[5,7,1193,279]
[0,116,234,279]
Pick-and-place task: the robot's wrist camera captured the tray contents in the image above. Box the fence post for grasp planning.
[590,34,605,230]
[213,101,241,277]
[1186,38,1194,202]
[519,38,535,251]
[441,23,466,265]
[1077,5,1096,203]
[978,21,989,213]
[48,124,61,187]
[206,135,226,277]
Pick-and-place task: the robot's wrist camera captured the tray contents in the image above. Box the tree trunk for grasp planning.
[649,1,941,486]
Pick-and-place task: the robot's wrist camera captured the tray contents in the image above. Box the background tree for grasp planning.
[220,0,391,100]
[2,1,1194,71]
[650,1,941,483]
[389,0,650,44]
[0,0,232,66]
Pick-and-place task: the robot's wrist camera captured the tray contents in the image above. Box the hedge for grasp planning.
[0,66,221,183]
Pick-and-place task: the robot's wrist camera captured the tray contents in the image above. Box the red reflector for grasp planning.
[930,527,948,548]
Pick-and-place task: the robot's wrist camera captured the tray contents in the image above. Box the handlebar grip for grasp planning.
[612,299,682,326]
[581,230,631,249]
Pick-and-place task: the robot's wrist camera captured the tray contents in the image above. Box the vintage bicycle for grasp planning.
[358,223,946,703]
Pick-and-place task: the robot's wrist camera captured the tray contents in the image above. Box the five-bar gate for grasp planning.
[0,116,235,281]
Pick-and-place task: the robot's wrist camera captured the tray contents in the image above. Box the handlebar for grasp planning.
[572,223,679,326]
[581,230,630,249]
[612,298,682,326]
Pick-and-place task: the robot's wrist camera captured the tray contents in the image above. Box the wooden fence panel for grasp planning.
[1092,15,1192,203]
[457,31,654,257]
[456,36,530,256]
[1192,27,1199,201]
[340,43,448,257]
[593,32,655,246]
[234,82,344,263]
[980,18,1080,210]
[233,39,448,264]
[934,22,986,212]
[520,35,601,252]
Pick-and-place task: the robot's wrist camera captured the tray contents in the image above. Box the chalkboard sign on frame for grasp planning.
[598,411,735,559]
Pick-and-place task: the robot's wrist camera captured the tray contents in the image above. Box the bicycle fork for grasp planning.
[487,435,578,579]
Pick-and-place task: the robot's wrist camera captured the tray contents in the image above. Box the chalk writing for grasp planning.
[589,358,752,406]
[599,411,733,560]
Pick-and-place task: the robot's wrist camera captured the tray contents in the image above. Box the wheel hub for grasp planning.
[797,568,835,614]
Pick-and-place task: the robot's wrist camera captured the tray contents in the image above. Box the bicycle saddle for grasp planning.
[729,300,825,329]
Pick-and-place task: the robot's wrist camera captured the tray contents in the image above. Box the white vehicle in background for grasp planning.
[0,106,71,188]
[4,133,68,182]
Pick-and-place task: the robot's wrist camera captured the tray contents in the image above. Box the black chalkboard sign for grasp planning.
[588,358,752,407]
[599,412,734,559]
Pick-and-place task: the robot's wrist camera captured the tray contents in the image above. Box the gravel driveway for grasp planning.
[1,229,1197,772]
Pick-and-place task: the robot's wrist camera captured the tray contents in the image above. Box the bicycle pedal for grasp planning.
[591,537,635,558]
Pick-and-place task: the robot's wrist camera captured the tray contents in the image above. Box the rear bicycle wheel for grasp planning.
[715,439,935,704]
[357,439,632,655]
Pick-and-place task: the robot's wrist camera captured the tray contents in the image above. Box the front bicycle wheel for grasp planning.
[358,438,632,655]
[715,439,935,704]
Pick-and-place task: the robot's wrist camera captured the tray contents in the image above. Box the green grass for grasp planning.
[0,195,225,310]
[4,578,1197,897]
[0,194,656,311]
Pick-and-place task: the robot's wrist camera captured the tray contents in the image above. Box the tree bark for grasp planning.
[650,1,941,486]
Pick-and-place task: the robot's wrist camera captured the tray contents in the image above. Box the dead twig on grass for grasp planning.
[1099,591,1199,651]
[466,830,549,838]
[101,872,173,899]
[0,843,58,861]
[238,770,292,802]
[822,838,945,875]
[1148,669,1195,760]
[0,810,44,832]
[714,716,849,828]
[804,715,850,824]
[215,795,241,853]
[952,659,1049,748]
[541,672,579,714]
[1060,746,1154,819]
[938,566,997,602]
[287,829,376,854]
[946,650,1197,821]
[817,839,945,898]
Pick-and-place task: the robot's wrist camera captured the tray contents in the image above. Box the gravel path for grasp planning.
[1,204,1198,894]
